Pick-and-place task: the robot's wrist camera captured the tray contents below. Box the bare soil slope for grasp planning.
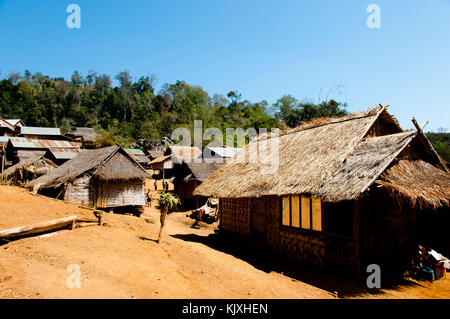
[0,186,448,299]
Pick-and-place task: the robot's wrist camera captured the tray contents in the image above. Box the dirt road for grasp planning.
[0,186,448,299]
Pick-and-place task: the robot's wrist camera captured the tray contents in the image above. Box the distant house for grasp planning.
[203,146,242,162]
[174,161,224,209]
[194,106,450,277]
[0,117,16,137]
[45,147,81,165]
[27,146,150,212]
[150,145,203,180]
[17,126,71,141]
[124,148,152,168]
[166,145,202,164]
[6,119,25,127]
[147,150,164,161]
[5,138,80,166]
[65,127,98,144]
[149,155,174,180]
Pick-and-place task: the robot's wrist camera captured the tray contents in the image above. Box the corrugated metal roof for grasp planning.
[47,147,80,159]
[0,117,15,130]
[6,119,22,126]
[8,138,79,150]
[20,127,61,136]
[124,148,145,156]
[0,136,17,143]
[205,147,242,158]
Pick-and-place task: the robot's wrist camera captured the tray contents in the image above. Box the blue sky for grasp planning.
[0,0,449,131]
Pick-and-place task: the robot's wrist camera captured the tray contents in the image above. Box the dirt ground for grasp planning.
[0,185,449,299]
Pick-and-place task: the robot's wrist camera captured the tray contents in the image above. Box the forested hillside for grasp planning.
[0,70,448,162]
[0,70,347,149]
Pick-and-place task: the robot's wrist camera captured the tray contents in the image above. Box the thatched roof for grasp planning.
[27,146,149,188]
[148,151,164,159]
[194,106,449,208]
[377,160,450,209]
[149,155,172,165]
[2,156,57,180]
[183,161,224,182]
[318,131,417,201]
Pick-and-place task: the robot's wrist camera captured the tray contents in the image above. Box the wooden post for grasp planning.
[353,200,361,278]
[1,144,5,183]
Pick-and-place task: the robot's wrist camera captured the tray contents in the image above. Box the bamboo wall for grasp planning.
[64,176,93,206]
[64,177,146,208]
[96,182,145,208]
[219,196,327,267]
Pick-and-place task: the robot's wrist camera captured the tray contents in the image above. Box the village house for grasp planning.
[194,106,450,277]
[149,145,203,183]
[124,148,152,169]
[173,161,224,209]
[16,126,71,141]
[203,146,243,163]
[0,117,16,137]
[27,146,150,213]
[4,137,80,166]
[65,127,98,146]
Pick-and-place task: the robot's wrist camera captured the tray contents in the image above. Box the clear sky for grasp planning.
[0,0,449,131]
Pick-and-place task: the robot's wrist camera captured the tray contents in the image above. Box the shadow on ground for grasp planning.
[171,232,424,298]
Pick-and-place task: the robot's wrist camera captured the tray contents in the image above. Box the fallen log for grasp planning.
[0,216,77,241]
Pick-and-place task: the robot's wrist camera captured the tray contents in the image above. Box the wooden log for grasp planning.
[0,216,77,241]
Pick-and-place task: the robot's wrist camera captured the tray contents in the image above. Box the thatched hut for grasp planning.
[194,106,450,276]
[174,161,224,209]
[27,146,150,211]
[1,156,57,185]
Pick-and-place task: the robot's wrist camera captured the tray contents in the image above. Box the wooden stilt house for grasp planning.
[27,146,150,211]
[194,106,450,276]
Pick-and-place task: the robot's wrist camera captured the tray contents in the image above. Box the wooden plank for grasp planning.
[0,216,77,241]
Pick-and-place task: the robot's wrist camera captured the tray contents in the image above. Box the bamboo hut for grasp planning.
[27,146,150,211]
[1,156,57,185]
[194,106,450,276]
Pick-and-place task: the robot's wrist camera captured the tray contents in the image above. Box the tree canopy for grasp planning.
[0,70,351,150]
